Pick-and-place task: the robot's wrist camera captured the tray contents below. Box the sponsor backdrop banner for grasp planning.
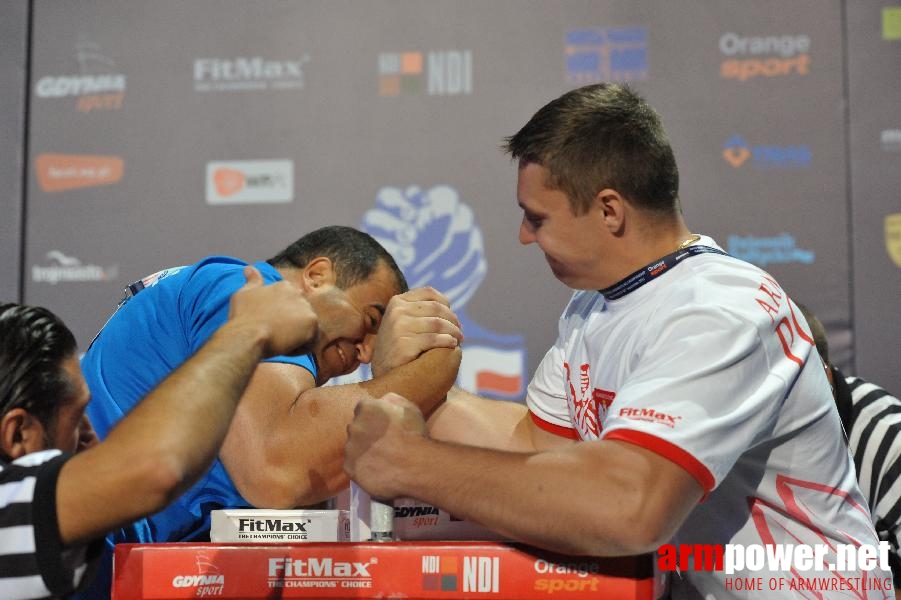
[846,3,901,390]
[11,0,900,395]
[0,1,29,302]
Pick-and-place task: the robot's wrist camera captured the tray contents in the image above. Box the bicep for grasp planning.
[552,439,703,553]
[594,440,704,544]
[218,362,318,507]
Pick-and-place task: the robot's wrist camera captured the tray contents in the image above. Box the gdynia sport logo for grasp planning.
[657,542,894,593]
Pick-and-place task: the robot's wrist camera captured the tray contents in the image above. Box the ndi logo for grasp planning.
[377,50,472,96]
[727,234,815,267]
[420,556,499,593]
[565,27,648,84]
[723,136,811,169]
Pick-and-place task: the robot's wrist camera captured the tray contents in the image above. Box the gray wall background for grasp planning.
[0,0,28,303]
[1,0,898,396]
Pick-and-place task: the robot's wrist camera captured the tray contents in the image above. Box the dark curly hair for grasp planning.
[0,303,77,429]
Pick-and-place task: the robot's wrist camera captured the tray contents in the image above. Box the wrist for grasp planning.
[212,319,270,359]
[392,432,435,499]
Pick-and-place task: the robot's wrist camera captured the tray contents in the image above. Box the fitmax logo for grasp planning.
[723,136,811,169]
[194,56,309,92]
[619,407,681,429]
[238,518,308,533]
[268,558,371,577]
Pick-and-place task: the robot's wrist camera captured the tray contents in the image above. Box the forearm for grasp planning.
[226,346,462,508]
[385,438,699,557]
[295,346,460,495]
[57,320,270,544]
[427,387,535,451]
[360,347,461,416]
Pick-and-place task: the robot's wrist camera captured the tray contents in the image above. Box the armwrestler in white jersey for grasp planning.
[344,84,892,599]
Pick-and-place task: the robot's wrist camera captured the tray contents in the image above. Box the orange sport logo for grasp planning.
[719,32,810,81]
[34,153,123,193]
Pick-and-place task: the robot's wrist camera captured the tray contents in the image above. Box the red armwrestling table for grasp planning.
[112,542,666,599]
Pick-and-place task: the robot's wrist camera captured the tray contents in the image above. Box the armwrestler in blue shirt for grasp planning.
[82,257,314,544]
[77,226,463,598]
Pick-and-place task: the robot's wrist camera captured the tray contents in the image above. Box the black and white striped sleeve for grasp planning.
[0,450,96,600]
[845,376,901,584]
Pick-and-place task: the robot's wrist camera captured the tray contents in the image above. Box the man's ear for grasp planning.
[301,256,337,292]
[0,408,46,460]
[594,188,627,233]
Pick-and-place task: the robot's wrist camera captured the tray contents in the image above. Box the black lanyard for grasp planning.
[599,245,728,300]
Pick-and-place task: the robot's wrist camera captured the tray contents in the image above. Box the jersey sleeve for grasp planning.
[526,344,578,439]
[180,259,317,379]
[600,304,800,493]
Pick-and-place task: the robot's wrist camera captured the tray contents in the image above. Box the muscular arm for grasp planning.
[427,386,573,452]
[345,395,703,557]
[220,346,462,508]
[55,268,322,546]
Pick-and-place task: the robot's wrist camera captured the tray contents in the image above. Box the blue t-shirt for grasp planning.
[77,257,317,598]
[81,256,316,543]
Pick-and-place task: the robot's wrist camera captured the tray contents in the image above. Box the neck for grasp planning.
[601,217,694,286]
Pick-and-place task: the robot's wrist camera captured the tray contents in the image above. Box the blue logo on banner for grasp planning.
[331,185,527,400]
[565,27,648,84]
[723,135,812,169]
[727,234,815,266]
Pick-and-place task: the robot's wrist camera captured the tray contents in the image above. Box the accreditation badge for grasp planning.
[885,213,901,268]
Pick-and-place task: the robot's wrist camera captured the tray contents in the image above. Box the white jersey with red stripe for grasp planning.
[527,235,891,598]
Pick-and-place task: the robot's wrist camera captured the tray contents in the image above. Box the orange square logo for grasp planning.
[379,75,400,96]
[401,52,423,74]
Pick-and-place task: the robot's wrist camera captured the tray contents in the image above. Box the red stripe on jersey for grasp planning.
[529,410,580,440]
[603,429,715,495]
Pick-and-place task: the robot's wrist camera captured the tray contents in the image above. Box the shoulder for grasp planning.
[184,256,251,282]
[670,251,791,325]
[846,376,900,407]
[174,257,255,302]
[1,450,67,508]
[2,448,65,473]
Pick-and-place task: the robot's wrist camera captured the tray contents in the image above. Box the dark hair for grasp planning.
[796,302,830,363]
[0,303,78,427]
[504,83,680,215]
[267,225,408,293]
